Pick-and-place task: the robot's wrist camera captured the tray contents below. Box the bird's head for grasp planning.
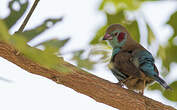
[103,24,128,48]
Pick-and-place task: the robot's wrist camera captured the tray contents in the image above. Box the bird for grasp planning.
[103,24,171,94]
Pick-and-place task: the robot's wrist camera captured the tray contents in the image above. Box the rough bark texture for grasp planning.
[0,41,176,110]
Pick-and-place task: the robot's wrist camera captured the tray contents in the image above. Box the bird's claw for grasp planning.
[117,81,124,87]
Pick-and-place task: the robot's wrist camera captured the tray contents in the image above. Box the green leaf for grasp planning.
[72,50,96,70]
[35,38,70,54]
[148,82,163,92]
[0,19,11,41]
[125,20,140,42]
[163,81,177,102]
[167,11,177,41]
[107,10,125,24]
[9,34,71,74]
[99,0,142,11]
[157,43,177,71]
[18,18,63,42]
[147,23,155,45]
[77,58,96,70]
[148,81,177,102]
[3,0,29,29]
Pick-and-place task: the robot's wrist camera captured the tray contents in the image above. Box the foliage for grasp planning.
[1,19,72,74]
[18,18,63,41]
[167,11,177,41]
[157,11,177,72]
[0,0,177,102]
[4,0,28,29]
[148,81,177,102]
[146,22,156,45]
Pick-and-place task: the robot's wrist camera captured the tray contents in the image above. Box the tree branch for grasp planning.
[0,41,175,110]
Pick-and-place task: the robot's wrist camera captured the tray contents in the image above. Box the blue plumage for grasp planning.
[133,50,171,89]
[133,50,156,77]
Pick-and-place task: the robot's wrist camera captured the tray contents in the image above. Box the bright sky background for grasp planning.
[0,0,177,110]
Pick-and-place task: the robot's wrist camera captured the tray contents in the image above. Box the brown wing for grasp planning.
[113,50,141,78]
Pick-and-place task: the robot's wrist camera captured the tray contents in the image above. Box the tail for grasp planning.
[154,75,172,90]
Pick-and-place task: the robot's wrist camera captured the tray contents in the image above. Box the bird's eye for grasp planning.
[114,32,118,36]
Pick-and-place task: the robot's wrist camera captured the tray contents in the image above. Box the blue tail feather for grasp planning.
[154,75,172,90]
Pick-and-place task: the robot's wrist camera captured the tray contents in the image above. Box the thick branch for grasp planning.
[0,41,175,110]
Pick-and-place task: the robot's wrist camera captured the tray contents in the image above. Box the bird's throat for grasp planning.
[112,48,121,59]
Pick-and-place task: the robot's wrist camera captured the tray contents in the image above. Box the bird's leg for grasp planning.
[139,90,144,95]
[122,76,133,83]
[139,80,146,95]
[117,76,133,87]
[117,81,124,87]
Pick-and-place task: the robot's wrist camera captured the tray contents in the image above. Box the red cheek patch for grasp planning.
[117,32,125,42]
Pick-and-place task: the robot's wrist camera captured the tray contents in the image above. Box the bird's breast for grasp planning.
[132,57,140,68]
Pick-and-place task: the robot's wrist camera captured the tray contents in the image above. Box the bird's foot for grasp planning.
[113,81,124,87]
[118,81,124,87]
[138,80,145,95]
[138,90,144,95]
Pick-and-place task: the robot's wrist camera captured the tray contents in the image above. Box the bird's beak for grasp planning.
[103,34,113,40]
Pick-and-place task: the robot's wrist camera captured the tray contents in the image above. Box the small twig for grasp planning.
[16,0,40,33]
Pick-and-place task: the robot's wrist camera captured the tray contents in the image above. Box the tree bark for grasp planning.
[0,41,175,110]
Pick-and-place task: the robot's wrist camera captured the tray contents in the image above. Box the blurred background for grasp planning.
[0,0,177,109]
